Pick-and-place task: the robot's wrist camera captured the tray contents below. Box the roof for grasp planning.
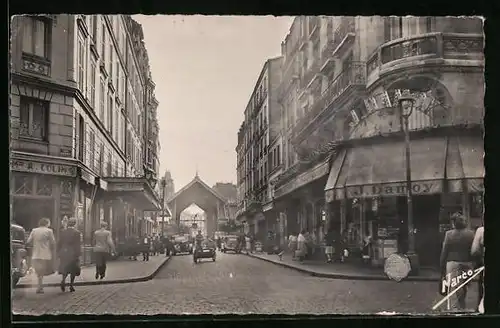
[167,175,227,204]
[212,183,237,202]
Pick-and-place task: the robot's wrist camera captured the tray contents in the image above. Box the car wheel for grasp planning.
[212,257,216,262]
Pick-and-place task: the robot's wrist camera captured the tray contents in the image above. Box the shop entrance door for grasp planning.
[12,196,55,232]
[413,195,441,268]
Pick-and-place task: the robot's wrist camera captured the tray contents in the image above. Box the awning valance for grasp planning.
[103,177,161,211]
[446,136,484,193]
[275,158,330,199]
[325,137,448,200]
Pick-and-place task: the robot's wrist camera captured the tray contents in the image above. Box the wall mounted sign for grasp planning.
[80,170,96,185]
[345,180,442,199]
[10,159,77,177]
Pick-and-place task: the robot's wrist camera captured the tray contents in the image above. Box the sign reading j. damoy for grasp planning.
[346,181,441,198]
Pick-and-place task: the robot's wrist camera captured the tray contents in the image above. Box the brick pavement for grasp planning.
[247,252,443,282]
[12,251,480,315]
[17,255,171,288]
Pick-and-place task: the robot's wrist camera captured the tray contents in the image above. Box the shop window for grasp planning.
[36,176,53,196]
[19,96,49,141]
[22,16,51,59]
[13,175,33,195]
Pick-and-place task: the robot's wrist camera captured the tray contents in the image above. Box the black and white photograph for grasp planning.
[9,15,484,316]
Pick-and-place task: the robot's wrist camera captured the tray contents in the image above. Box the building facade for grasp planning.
[10,15,161,264]
[237,16,484,267]
[235,57,283,241]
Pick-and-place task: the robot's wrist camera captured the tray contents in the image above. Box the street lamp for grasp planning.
[398,93,420,275]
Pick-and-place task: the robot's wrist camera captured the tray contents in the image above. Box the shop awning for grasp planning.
[325,149,347,203]
[325,137,448,200]
[103,177,161,211]
[446,136,484,193]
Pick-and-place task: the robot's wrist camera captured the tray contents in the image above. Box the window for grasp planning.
[106,152,112,176]
[101,24,106,58]
[22,16,50,58]
[116,63,120,97]
[91,16,97,43]
[109,47,114,82]
[88,130,95,170]
[99,143,105,175]
[108,94,113,133]
[99,79,106,121]
[77,114,85,161]
[277,144,281,165]
[77,35,86,92]
[90,59,96,108]
[19,97,48,140]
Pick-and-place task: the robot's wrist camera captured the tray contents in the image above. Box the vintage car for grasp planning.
[11,223,29,287]
[193,238,216,263]
[172,234,193,255]
[221,235,241,253]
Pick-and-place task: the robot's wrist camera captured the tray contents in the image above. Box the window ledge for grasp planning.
[18,136,49,145]
[99,62,108,78]
[90,43,99,60]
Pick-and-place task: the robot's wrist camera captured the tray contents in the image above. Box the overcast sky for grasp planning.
[133,15,293,191]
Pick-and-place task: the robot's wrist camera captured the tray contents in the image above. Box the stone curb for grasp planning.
[15,256,172,289]
[246,253,441,282]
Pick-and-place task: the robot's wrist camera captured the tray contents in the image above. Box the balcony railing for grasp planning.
[292,61,366,138]
[320,22,336,72]
[381,34,439,64]
[308,17,320,39]
[331,17,356,57]
[21,53,51,77]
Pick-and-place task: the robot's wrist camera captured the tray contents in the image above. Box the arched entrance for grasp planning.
[167,174,228,238]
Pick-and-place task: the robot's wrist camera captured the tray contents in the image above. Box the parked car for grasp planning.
[172,234,193,255]
[221,235,241,254]
[11,223,28,287]
[193,238,216,263]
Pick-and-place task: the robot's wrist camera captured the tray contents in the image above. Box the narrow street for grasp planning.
[12,252,479,315]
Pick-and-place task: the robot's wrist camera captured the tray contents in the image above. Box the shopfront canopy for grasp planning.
[325,137,448,201]
[446,136,484,193]
[103,177,161,211]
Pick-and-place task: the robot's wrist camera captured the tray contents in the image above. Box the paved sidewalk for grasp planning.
[17,255,171,288]
[247,252,442,282]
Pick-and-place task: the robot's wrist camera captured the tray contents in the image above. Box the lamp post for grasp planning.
[398,93,420,275]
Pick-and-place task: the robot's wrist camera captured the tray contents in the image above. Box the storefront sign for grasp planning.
[109,183,143,192]
[80,170,96,185]
[99,178,108,191]
[346,181,441,198]
[10,159,77,177]
[275,161,330,198]
[59,180,74,217]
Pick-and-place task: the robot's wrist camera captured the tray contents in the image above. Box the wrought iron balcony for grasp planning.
[367,32,483,82]
[331,17,356,58]
[308,16,320,39]
[292,61,366,138]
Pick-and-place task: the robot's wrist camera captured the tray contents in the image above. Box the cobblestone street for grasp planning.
[12,251,479,315]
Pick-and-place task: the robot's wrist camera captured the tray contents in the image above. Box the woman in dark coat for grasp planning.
[57,217,81,292]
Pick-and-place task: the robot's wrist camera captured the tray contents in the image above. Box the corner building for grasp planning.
[268,16,483,267]
[10,15,161,264]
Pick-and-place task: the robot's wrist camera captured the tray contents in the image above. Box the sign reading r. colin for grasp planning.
[10,159,77,177]
[346,180,442,198]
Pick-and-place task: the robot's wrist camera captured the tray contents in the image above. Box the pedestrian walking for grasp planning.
[26,218,56,294]
[93,221,116,280]
[439,212,475,311]
[142,234,151,261]
[288,232,298,259]
[296,230,307,263]
[471,225,484,313]
[324,228,335,263]
[245,234,251,254]
[57,217,81,292]
[61,216,68,231]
